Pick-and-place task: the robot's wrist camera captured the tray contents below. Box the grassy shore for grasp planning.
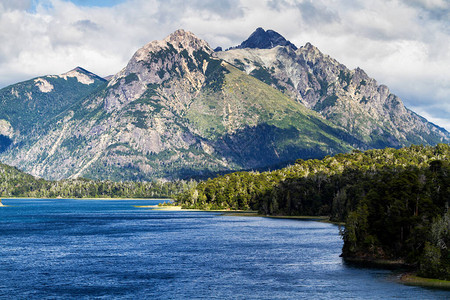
[400,273,450,289]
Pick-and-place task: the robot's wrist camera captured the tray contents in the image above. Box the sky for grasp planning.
[0,0,449,131]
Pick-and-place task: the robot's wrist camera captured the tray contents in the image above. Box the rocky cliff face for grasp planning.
[215,30,449,148]
[0,30,355,181]
[104,29,213,112]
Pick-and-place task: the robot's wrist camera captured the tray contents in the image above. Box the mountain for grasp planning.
[0,29,356,181]
[0,29,447,181]
[0,67,106,151]
[232,27,297,50]
[216,28,449,148]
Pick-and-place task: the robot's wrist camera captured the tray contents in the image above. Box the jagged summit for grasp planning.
[235,27,297,50]
[105,29,217,111]
[132,29,212,63]
[164,29,212,53]
[302,42,319,52]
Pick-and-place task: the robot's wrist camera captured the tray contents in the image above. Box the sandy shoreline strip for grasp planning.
[134,205,182,210]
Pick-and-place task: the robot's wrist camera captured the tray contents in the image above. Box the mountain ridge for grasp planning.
[215,29,449,148]
[0,28,447,181]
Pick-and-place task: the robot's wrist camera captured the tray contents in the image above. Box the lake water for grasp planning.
[0,199,448,299]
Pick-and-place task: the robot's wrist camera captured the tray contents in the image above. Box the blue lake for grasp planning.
[0,198,448,299]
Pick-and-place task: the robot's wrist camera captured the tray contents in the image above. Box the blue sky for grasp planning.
[0,0,449,130]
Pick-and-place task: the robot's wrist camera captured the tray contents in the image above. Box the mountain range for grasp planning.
[0,28,448,181]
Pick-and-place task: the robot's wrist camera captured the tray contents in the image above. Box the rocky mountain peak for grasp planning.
[72,66,90,74]
[105,29,216,112]
[164,29,212,54]
[218,32,449,147]
[132,29,212,63]
[236,27,297,50]
[59,67,105,85]
[298,42,325,58]
[296,42,341,68]
[302,42,318,52]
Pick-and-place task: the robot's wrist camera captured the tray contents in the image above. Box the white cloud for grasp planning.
[0,0,448,131]
[0,0,32,11]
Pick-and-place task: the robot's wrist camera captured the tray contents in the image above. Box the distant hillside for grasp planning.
[0,162,192,199]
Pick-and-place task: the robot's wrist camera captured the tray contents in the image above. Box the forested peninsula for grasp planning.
[176,144,450,280]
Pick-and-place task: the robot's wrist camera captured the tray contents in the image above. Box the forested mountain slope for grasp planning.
[0,67,106,152]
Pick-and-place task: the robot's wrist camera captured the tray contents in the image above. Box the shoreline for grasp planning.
[163,206,450,289]
[0,197,172,201]
[220,211,336,222]
[4,199,449,289]
[400,273,450,289]
[134,205,195,211]
[146,206,343,225]
[342,256,410,269]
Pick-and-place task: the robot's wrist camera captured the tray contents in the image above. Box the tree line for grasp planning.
[175,144,450,280]
[0,163,195,199]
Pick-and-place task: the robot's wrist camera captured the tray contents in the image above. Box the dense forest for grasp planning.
[0,163,194,199]
[175,144,450,280]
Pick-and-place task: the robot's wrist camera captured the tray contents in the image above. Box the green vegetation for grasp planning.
[176,144,450,280]
[187,62,355,166]
[204,57,228,92]
[0,74,106,137]
[401,273,450,289]
[338,70,352,88]
[124,73,139,84]
[250,66,286,92]
[314,95,338,111]
[232,59,246,71]
[0,162,194,199]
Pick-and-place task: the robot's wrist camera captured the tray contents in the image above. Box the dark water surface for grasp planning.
[0,199,448,299]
